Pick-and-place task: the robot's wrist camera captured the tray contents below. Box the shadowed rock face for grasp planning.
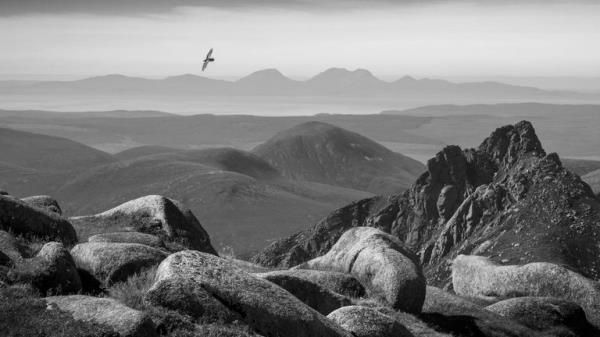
[0,195,77,245]
[485,297,600,336]
[254,121,600,287]
[253,269,365,298]
[421,286,548,337]
[255,271,352,315]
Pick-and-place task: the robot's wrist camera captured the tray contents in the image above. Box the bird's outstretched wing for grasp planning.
[206,48,213,59]
[202,60,209,71]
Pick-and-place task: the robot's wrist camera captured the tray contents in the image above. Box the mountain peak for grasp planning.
[253,121,425,194]
[309,67,380,82]
[239,68,290,82]
[478,120,545,166]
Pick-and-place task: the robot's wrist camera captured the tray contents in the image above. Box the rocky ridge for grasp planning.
[254,121,600,287]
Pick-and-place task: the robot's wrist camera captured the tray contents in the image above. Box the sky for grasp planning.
[1,0,599,80]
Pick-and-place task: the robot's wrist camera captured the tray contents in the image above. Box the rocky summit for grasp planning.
[3,120,600,337]
[254,121,600,287]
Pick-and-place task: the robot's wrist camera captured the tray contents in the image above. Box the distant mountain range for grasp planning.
[0,68,590,100]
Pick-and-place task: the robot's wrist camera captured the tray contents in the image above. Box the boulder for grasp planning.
[144,276,241,323]
[486,297,600,336]
[70,195,216,253]
[88,232,165,249]
[71,242,167,286]
[21,195,62,215]
[254,269,365,298]
[0,195,77,244]
[297,227,425,313]
[421,285,547,337]
[327,306,414,337]
[9,242,81,294]
[452,255,600,327]
[0,230,24,262]
[146,250,351,337]
[45,295,158,337]
[256,270,352,314]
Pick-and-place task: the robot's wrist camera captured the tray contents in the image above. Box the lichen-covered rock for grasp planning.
[0,195,77,244]
[45,295,158,337]
[452,255,600,327]
[485,297,600,336]
[21,195,62,215]
[146,250,351,337]
[88,232,165,249]
[9,242,81,294]
[71,242,167,286]
[70,195,216,254]
[327,306,413,337]
[254,269,365,298]
[297,227,425,313]
[256,270,352,315]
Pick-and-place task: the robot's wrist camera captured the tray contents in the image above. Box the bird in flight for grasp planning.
[202,48,215,71]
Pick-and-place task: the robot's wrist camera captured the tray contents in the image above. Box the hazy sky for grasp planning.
[1,0,599,80]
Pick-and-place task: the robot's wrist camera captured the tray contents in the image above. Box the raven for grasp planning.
[202,48,215,71]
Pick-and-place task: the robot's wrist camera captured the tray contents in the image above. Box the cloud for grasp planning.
[1,0,595,17]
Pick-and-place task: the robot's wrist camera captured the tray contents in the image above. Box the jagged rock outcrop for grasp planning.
[485,297,600,336]
[296,227,425,313]
[452,255,600,327]
[254,121,600,287]
[71,242,167,286]
[70,195,216,254]
[254,269,365,298]
[45,295,158,337]
[8,242,81,294]
[21,195,62,215]
[327,306,414,337]
[88,232,165,249]
[255,271,352,315]
[0,195,77,245]
[145,250,351,337]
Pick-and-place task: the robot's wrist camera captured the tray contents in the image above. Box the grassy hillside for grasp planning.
[253,121,425,195]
